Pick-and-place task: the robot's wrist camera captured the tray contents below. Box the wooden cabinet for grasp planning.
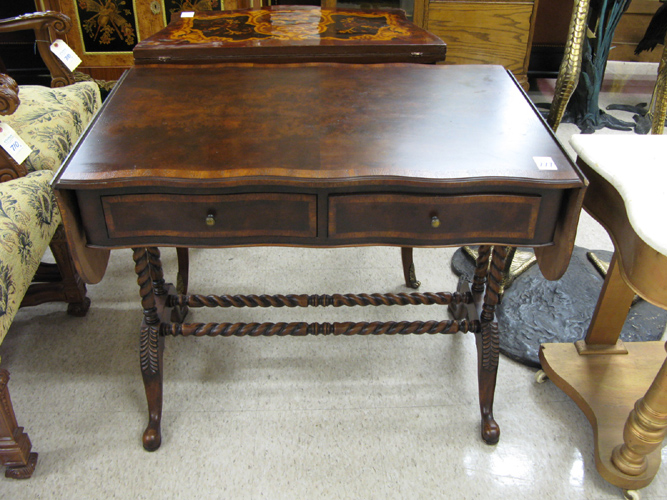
[420,0,538,88]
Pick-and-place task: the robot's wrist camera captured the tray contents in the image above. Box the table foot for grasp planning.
[481,416,500,445]
[143,426,162,452]
[4,452,38,480]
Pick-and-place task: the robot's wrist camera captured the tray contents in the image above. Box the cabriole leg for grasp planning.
[475,245,507,445]
[133,247,165,451]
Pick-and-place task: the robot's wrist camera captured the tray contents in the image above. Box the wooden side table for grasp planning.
[52,63,586,452]
[540,135,667,496]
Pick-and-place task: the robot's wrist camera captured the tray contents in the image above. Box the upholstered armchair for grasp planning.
[0,11,103,315]
[0,11,107,478]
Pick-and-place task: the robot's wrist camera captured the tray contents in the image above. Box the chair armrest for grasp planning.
[0,11,75,88]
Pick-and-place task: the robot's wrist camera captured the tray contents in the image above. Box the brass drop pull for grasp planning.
[431,216,440,228]
[206,213,215,226]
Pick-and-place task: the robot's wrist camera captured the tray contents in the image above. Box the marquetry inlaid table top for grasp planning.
[132,6,446,64]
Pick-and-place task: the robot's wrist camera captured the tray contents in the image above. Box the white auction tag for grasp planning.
[0,122,32,165]
[533,156,558,171]
[181,11,195,17]
[50,39,81,72]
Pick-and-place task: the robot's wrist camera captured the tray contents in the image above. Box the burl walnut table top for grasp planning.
[55,63,580,190]
[133,6,446,64]
[53,63,586,283]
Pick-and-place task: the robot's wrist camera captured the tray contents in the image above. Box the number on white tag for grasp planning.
[533,157,558,171]
[50,39,82,72]
[0,122,32,165]
[181,11,195,17]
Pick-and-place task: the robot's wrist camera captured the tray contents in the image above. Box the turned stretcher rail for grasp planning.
[162,319,479,337]
[168,291,471,309]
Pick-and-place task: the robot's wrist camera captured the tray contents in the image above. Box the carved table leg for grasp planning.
[612,342,667,477]
[150,247,188,323]
[0,369,37,479]
[400,247,420,289]
[176,247,189,295]
[471,245,492,294]
[475,245,507,445]
[50,226,91,317]
[134,247,165,451]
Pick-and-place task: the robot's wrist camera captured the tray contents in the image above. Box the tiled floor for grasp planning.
[0,62,665,499]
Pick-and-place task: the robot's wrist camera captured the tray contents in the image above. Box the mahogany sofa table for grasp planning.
[52,63,586,451]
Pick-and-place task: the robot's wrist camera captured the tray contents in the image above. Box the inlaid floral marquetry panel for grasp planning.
[75,0,139,52]
[37,0,226,77]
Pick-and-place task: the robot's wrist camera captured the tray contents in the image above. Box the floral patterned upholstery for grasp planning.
[3,82,101,173]
[0,170,60,343]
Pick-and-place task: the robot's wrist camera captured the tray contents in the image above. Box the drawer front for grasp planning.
[103,193,317,240]
[328,193,540,243]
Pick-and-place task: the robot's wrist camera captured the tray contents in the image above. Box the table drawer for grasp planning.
[102,193,317,240]
[328,193,541,243]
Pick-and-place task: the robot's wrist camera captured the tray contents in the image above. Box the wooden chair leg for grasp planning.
[0,369,37,479]
[20,225,91,317]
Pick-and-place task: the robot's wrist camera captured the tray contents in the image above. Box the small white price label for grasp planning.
[50,39,82,72]
[0,123,32,165]
[533,156,558,171]
[181,11,195,17]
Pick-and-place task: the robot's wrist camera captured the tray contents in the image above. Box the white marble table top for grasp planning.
[570,134,667,257]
